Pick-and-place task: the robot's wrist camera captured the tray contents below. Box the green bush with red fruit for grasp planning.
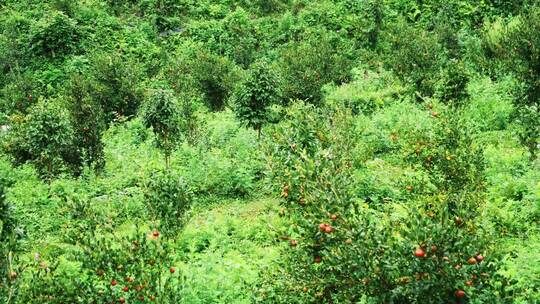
[257,102,497,303]
[11,226,181,304]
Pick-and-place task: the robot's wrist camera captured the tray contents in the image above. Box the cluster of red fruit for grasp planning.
[414,245,486,299]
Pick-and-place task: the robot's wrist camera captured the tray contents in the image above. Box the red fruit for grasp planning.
[111,280,118,286]
[125,277,133,283]
[455,290,466,298]
[414,248,426,258]
[319,223,327,232]
[430,245,437,253]
[169,267,175,274]
[472,274,478,280]
[119,297,126,303]
[135,285,143,292]
[123,286,129,292]
[150,295,156,301]
[152,230,160,238]
[314,256,322,264]
[290,239,298,247]
[465,280,473,286]
[330,214,338,221]
[476,254,484,262]
[467,257,477,265]
[324,225,333,233]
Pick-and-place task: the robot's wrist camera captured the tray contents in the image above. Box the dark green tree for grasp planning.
[141,88,182,168]
[232,59,283,138]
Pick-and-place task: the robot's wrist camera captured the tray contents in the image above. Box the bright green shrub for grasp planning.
[258,103,496,303]
[13,225,181,304]
[165,41,240,111]
[324,68,406,115]
[30,10,80,58]
[3,99,75,179]
[462,77,516,132]
[90,52,145,122]
[277,30,355,104]
[64,73,107,172]
[382,18,446,98]
[144,171,193,233]
[141,88,183,168]
[231,59,283,137]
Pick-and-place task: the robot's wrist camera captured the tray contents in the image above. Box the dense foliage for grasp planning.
[0,0,539,303]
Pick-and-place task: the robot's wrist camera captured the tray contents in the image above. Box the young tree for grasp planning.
[3,99,75,181]
[141,88,182,169]
[232,59,283,138]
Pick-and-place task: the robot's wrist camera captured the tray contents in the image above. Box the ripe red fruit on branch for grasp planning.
[465,280,473,286]
[467,257,477,265]
[319,223,327,232]
[111,280,118,286]
[414,248,426,258]
[150,295,156,301]
[454,290,466,298]
[324,225,333,233]
[476,254,484,262]
[119,297,126,303]
[314,256,322,263]
[170,267,175,274]
[123,286,129,292]
[330,214,338,221]
[152,230,160,238]
[430,245,437,253]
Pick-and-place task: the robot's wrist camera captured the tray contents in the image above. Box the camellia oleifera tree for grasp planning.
[3,99,75,180]
[141,88,182,169]
[257,103,496,303]
[232,59,283,139]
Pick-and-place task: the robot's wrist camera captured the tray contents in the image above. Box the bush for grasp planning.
[30,10,80,58]
[141,88,183,168]
[257,103,496,303]
[232,59,283,137]
[144,171,193,233]
[462,77,517,132]
[324,68,406,115]
[277,30,355,104]
[91,52,145,122]
[3,99,75,179]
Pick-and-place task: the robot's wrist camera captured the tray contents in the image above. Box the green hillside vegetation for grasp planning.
[0,0,539,303]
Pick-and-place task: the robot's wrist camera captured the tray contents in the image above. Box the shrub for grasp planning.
[232,59,283,138]
[144,171,193,233]
[165,41,240,111]
[30,10,80,58]
[91,52,145,122]
[3,99,75,179]
[64,73,106,172]
[13,226,181,303]
[141,88,183,168]
[257,103,496,303]
[277,30,355,104]
[324,68,406,115]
